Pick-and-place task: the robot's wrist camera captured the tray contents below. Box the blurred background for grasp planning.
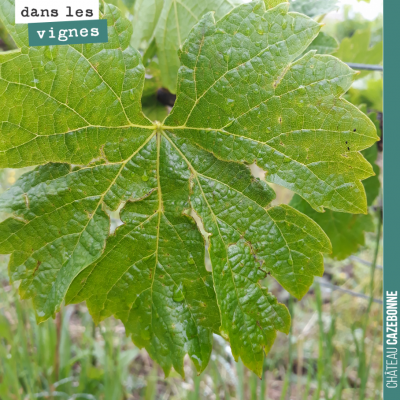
[0,0,383,399]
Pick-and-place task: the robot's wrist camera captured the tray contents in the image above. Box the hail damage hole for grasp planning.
[191,209,212,272]
[250,162,266,180]
[105,203,125,234]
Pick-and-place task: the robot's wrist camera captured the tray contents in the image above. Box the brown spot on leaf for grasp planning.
[32,260,41,276]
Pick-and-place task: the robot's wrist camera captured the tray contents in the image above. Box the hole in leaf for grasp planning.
[191,209,212,272]
[104,203,125,234]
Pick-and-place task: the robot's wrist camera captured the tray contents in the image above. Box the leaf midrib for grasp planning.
[162,130,288,326]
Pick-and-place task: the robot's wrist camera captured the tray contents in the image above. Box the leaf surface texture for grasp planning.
[0,0,377,376]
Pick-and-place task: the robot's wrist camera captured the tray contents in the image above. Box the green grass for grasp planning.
[0,289,139,399]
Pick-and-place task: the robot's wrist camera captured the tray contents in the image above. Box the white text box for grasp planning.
[15,0,99,24]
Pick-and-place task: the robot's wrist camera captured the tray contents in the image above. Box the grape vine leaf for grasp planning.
[132,1,288,92]
[289,0,339,18]
[360,111,381,206]
[265,0,288,8]
[121,0,137,10]
[0,0,378,377]
[333,29,383,78]
[131,0,246,94]
[130,0,164,50]
[304,31,338,55]
[291,110,381,260]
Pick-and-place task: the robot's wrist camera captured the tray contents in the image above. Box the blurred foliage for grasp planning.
[130,0,163,50]
[347,78,383,112]
[303,31,338,55]
[0,21,16,50]
[121,0,137,10]
[326,6,383,44]
[290,0,339,17]
[291,195,375,261]
[332,29,382,79]
[0,286,140,399]
[141,60,170,122]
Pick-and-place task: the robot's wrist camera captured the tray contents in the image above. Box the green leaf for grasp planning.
[0,0,378,377]
[265,0,288,8]
[333,29,383,78]
[303,32,338,55]
[65,136,222,377]
[166,4,377,214]
[149,0,290,92]
[0,1,152,168]
[130,0,164,49]
[290,195,374,260]
[347,78,383,112]
[121,0,137,9]
[290,112,381,260]
[163,135,331,375]
[132,0,289,92]
[290,0,339,18]
[361,112,381,206]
